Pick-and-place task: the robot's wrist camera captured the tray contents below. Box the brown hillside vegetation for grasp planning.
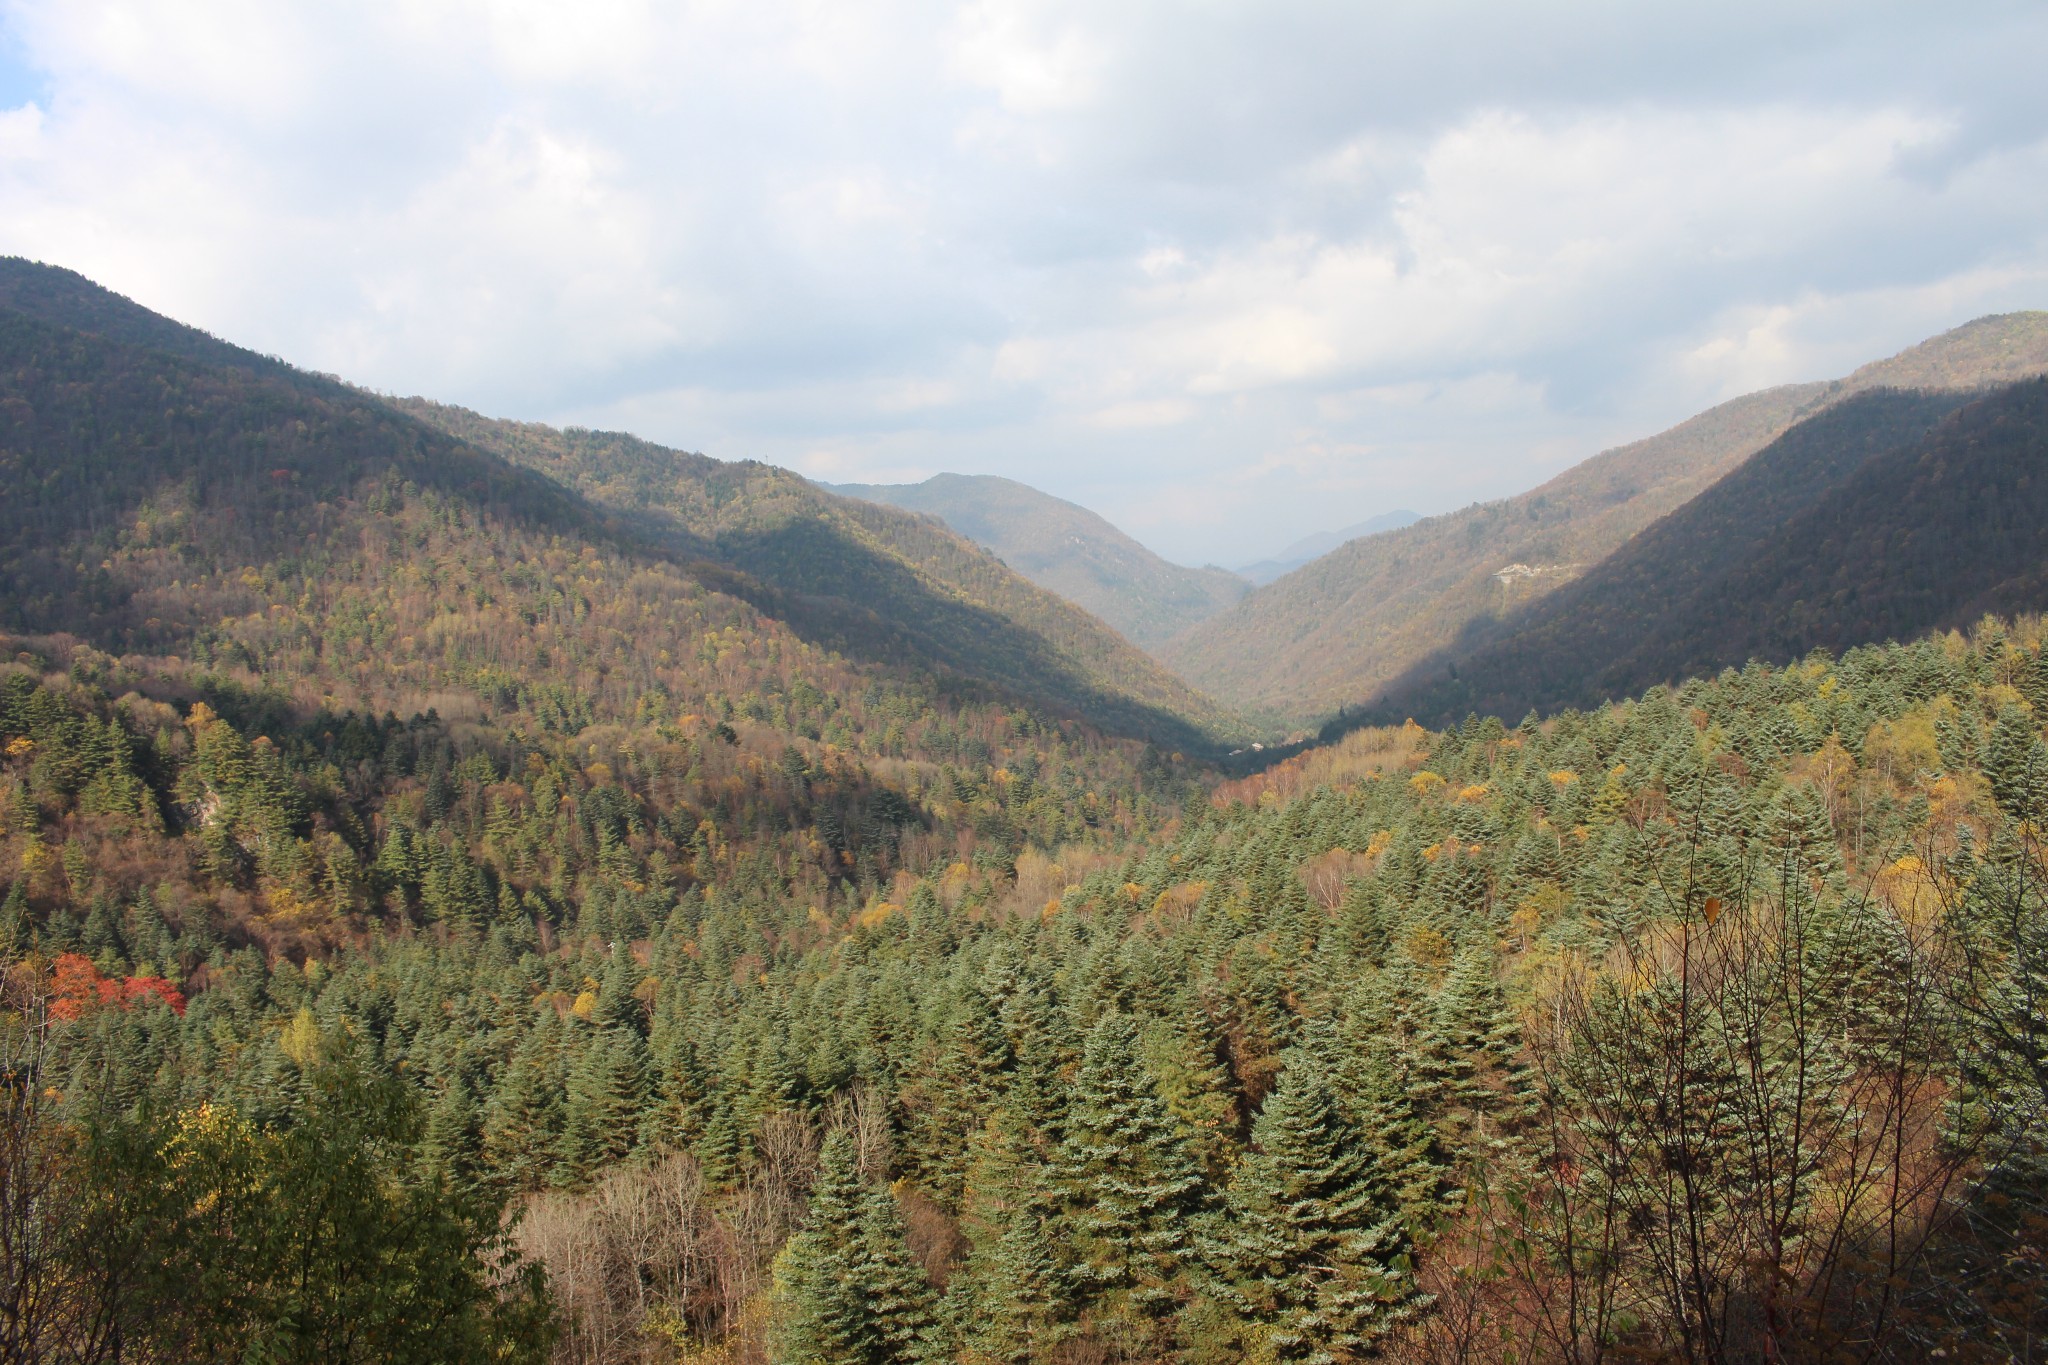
[0,256,1242,754]
[389,399,1250,747]
[1163,312,2048,728]
[1373,377,2048,725]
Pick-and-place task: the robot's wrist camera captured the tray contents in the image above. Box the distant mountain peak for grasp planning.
[825,474,1249,650]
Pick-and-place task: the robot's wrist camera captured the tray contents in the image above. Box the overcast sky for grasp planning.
[2,1,2045,566]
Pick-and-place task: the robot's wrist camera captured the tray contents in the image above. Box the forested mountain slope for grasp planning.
[6,254,2047,1364]
[388,402,1246,745]
[1373,378,2048,724]
[823,472,1249,648]
[15,615,2048,1361]
[1163,312,2048,727]
[0,258,1239,752]
[0,267,1231,1359]
[0,258,293,377]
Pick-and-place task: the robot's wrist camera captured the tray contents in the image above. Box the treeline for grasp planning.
[8,620,2048,1360]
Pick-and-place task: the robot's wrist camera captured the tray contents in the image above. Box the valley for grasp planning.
[2,261,2045,1364]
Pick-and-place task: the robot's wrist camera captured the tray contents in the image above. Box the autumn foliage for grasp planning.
[47,952,185,1021]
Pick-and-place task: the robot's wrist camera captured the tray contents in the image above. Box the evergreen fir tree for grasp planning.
[861,1175,943,1365]
[648,994,710,1148]
[592,943,647,1033]
[1426,945,1537,1157]
[557,1021,650,1179]
[1053,1013,1212,1355]
[421,1069,485,1191]
[696,1092,752,1189]
[1935,700,1982,774]
[1332,982,1447,1224]
[777,1130,881,1364]
[483,1013,568,1189]
[903,983,1011,1207]
[774,1129,940,1364]
[963,1210,1065,1364]
[0,879,30,955]
[1206,1043,1420,1362]
[1985,704,2048,823]
[998,984,1073,1144]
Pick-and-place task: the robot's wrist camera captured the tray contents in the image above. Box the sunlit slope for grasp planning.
[0,259,1242,752]
[391,403,1249,748]
[1376,378,2048,723]
[1162,312,2048,728]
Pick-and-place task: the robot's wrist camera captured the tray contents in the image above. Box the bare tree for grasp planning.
[520,1109,828,1365]
[1496,794,1984,1365]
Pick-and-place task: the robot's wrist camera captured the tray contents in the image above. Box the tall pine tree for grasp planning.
[1053,1012,1213,1356]
[774,1128,940,1364]
[1207,1041,1422,1362]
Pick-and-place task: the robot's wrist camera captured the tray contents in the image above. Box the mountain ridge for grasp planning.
[1234,509,1421,585]
[0,257,1244,752]
[823,472,1249,649]
[1162,310,2048,728]
[1366,377,2048,725]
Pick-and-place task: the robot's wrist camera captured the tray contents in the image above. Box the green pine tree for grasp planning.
[1985,704,2048,823]
[482,1014,566,1190]
[421,1069,485,1192]
[963,1209,1065,1364]
[774,1128,939,1364]
[778,1129,883,1363]
[1206,1042,1422,1363]
[1426,946,1537,1160]
[1053,1013,1212,1356]
[557,1022,650,1179]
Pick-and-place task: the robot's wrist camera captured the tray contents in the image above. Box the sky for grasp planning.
[1,2,2045,567]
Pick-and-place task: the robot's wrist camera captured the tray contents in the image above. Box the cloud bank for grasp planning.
[2,0,2044,564]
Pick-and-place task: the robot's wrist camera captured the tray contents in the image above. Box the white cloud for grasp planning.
[947,0,1107,115]
[0,100,40,156]
[1084,398,1194,429]
[0,0,2044,564]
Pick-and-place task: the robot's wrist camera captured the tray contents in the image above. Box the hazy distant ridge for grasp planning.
[825,473,1249,649]
[1235,510,1421,585]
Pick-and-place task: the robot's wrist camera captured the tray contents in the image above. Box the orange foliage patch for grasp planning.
[48,952,186,1021]
[1148,880,1209,924]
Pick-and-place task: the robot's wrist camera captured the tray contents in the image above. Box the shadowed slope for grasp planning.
[1361,386,1995,724]
[0,260,1242,752]
[1164,312,2048,728]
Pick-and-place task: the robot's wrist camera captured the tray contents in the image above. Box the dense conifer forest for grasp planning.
[8,618,2048,1362]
